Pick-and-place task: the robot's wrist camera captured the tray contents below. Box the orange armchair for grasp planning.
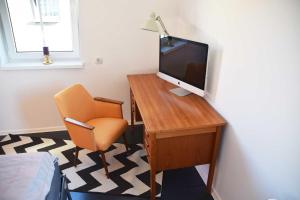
[54,84,129,178]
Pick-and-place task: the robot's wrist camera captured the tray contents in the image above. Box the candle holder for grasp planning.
[42,46,53,65]
[43,55,52,65]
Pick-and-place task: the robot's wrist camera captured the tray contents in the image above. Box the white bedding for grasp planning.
[0,152,57,200]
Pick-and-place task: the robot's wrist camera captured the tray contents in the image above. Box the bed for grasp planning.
[0,152,70,200]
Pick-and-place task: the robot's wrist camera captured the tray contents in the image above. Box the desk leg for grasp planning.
[150,163,157,200]
[130,89,135,132]
[207,126,222,193]
[149,134,157,200]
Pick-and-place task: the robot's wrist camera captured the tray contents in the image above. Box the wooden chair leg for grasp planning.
[100,151,109,178]
[74,146,79,167]
[123,133,129,152]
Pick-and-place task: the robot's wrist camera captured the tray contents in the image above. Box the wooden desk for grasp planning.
[127,74,225,200]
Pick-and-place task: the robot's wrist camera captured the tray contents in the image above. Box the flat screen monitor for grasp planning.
[157,36,209,96]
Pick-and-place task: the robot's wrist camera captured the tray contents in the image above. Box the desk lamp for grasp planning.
[142,12,173,46]
[142,12,169,36]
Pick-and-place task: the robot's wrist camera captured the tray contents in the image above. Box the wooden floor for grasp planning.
[1,125,214,200]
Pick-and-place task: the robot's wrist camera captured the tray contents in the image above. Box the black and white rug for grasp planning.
[0,134,162,197]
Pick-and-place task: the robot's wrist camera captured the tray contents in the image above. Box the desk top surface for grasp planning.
[128,74,225,133]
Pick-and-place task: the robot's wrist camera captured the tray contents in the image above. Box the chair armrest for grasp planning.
[63,118,97,151]
[64,117,95,130]
[94,97,123,105]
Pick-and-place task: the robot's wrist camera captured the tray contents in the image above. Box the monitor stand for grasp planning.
[170,87,191,96]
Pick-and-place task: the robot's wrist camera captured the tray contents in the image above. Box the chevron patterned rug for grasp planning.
[0,134,162,197]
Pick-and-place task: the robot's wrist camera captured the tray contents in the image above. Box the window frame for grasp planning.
[0,0,80,65]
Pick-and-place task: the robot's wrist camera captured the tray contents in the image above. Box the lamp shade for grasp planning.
[141,13,159,32]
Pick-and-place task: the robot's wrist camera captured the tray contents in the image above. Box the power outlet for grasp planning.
[95,58,103,65]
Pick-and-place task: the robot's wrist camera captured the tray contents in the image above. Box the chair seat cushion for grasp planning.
[86,118,128,151]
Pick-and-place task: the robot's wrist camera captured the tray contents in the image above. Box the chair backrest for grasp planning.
[54,84,95,123]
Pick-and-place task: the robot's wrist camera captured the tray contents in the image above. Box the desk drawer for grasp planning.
[156,132,215,170]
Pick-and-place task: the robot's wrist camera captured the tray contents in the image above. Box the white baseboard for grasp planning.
[133,121,144,125]
[0,126,66,136]
[0,122,142,136]
[212,187,222,200]
[196,165,222,200]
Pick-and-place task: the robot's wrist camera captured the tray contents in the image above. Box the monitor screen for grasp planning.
[159,36,209,90]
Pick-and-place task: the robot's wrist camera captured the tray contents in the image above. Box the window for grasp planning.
[0,0,80,67]
[31,0,60,23]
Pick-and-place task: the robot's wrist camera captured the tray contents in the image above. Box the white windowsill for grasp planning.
[0,60,84,70]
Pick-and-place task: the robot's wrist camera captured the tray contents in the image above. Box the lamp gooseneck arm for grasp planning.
[156,16,169,36]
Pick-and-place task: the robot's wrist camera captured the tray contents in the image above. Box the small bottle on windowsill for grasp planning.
[43,46,53,65]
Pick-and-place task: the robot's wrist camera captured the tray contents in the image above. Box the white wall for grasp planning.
[175,0,300,199]
[2,1,300,199]
[0,0,179,133]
